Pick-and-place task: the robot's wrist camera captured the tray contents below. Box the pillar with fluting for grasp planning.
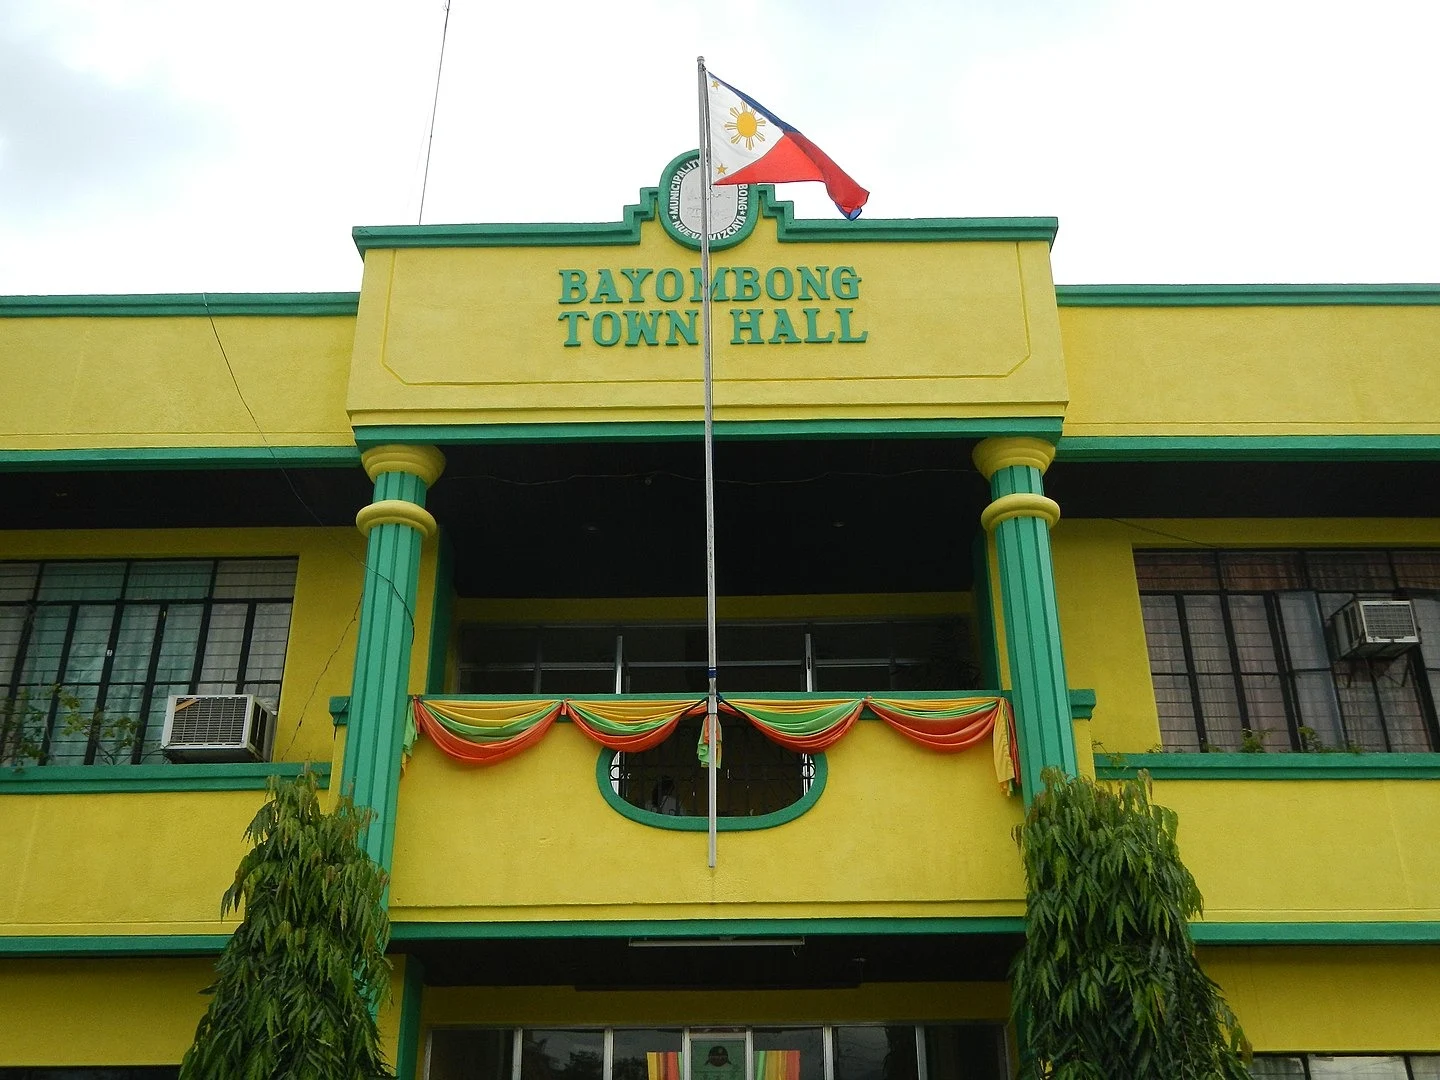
[343,444,445,869]
[973,436,1076,801]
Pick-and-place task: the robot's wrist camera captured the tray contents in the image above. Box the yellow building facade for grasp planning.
[2,157,1439,1079]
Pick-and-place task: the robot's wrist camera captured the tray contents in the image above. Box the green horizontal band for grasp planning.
[1056,435,1440,462]
[389,917,1027,941]
[0,761,332,795]
[0,292,360,317]
[0,934,233,957]
[0,446,360,471]
[1096,753,1440,781]
[1056,283,1440,307]
[356,418,1065,447]
[1191,921,1440,945]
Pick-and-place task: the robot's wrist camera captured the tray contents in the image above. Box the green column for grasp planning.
[973,437,1075,802]
[343,444,445,870]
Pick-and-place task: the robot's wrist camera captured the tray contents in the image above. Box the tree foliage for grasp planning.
[181,770,395,1080]
[1010,769,1251,1079]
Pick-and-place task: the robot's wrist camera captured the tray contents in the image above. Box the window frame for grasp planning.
[1135,549,1440,754]
[0,557,297,767]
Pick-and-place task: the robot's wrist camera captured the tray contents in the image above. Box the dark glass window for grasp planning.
[456,618,976,696]
[521,1030,604,1080]
[0,558,296,766]
[834,1025,919,1080]
[1252,1054,1440,1078]
[611,717,815,819]
[424,1026,1006,1080]
[1136,550,1440,752]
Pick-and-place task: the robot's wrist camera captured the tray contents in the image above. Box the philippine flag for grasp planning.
[706,73,869,220]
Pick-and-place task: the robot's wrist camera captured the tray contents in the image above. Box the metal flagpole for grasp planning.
[696,55,719,869]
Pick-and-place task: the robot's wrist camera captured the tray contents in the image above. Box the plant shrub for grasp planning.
[1010,768,1250,1079]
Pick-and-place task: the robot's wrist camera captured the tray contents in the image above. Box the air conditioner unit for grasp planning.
[1330,599,1420,660]
[161,694,276,763]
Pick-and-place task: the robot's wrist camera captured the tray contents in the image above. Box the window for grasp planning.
[426,1025,1007,1080]
[1252,1054,1440,1078]
[1136,550,1440,753]
[0,558,296,766]
[609,717,818,818]
[456,618,977,696]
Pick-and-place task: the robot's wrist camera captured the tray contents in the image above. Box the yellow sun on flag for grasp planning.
[725,106,767,150]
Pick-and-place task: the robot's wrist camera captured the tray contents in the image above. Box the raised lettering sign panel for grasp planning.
[347,166,1067,425]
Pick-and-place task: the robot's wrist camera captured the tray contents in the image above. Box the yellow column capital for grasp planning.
[361,444,446,487]
[980,492,1061,532]
[355,499,438,539]
[972,436,1056,480]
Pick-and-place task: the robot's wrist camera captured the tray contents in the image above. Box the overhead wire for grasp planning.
[417,0,453,225]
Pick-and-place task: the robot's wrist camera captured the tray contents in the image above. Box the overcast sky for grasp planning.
[2,0,1437,295]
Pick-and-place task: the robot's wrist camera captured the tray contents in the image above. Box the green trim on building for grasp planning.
[988,463,1077,800]
[0,292,360,317]
[594,748,827,831]
[0,445,361,471]
[1096,752,1440,781]
[0,761,332,795]
[345,469,433,872]
[0,934,232,957]
[389,917,1028,941]
[1191,922,1440,945]
[353,185,1057,253]
[329,697,350,726]
[1055,283,1440,307]
[1056,435,1440,462]
[395,955,426,1080]
[355,417,1064,448]
[1067,689,1096,721]
[3,919,1434,958]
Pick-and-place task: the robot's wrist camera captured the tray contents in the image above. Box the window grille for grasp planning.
[0,558,296,766]
[1251,1054,1440,1078]
[1136,550,1440,753]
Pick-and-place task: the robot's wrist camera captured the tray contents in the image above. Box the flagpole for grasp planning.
[696,55,719,870]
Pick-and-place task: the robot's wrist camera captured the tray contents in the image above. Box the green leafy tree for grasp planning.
[1010,769,1251,1079]
[181,770,395,1080]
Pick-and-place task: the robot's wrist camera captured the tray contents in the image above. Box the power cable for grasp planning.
[417,0,453,225]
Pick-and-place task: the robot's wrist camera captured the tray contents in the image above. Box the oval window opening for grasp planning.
[611,717,814,818]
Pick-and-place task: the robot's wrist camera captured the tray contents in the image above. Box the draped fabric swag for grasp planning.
[410,694,1018,788]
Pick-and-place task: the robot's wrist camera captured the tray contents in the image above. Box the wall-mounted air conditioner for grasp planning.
[161,694,276,763]
[1330,599,1420,660]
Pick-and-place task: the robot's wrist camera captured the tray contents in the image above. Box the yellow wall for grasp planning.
[1060,305,1440,437]
[348,222,1068,427]
[1160,779,1440,922]
[2,788,271,936]
[0,957,213,1065]
[0,954,411,1068]
[1203,945,1440,1051]
[0,314,354,450]
[389,722,1023,923]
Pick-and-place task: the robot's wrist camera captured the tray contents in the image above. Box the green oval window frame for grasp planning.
[595,748,827,831]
